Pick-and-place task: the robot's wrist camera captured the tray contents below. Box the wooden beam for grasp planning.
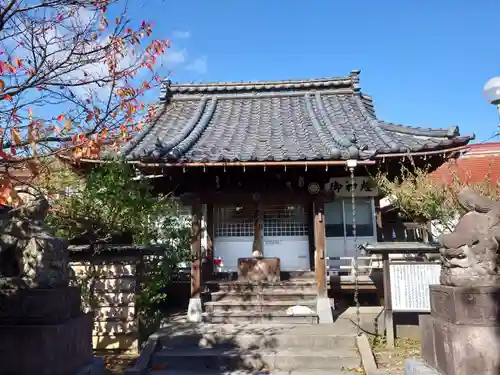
[133,160,377,168]
[314,197,327,296]
[195,191,311,206]
[190,200,202,298]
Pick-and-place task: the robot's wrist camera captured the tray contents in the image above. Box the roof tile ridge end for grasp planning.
[151,97,210,159]
[349,69,361,93]
[314,92,354,149]
[121,103,168,158]
[352,94,400,152]
[167,96,219,161]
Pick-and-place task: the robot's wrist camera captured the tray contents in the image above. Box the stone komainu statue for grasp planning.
[0,197,69,288]
[439,187,500,287]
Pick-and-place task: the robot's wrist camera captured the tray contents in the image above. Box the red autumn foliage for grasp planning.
[0,0,170,204]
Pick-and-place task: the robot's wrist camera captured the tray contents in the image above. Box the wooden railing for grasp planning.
[378,220,433,243]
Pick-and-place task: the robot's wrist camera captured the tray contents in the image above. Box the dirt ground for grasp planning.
[370,337,421,375]
[94,351,138,375]
[94,309,187,374]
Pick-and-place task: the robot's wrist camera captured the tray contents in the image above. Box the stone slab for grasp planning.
[151,370,360,375]
[419,314,436,369]
[158,327,355,350]
[0,286,82,324]
[0,313,93,375]
[203,312,319,324]
[151,348,360,371]
[124,332,162,375]
[429,284,500,325]
[356,334,379,375]
[204,299,316,314]
[404,359,440,375]
[238,258,280,282]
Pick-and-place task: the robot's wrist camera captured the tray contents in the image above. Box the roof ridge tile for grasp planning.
[162,71,361,97]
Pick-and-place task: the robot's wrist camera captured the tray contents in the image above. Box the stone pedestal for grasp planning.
[237,257,280,282]
[0,286,104,375]
[406,284,500,375]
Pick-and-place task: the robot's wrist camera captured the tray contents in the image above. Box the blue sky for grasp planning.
[133,0,500,143]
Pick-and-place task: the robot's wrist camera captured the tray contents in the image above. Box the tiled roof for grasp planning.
[121,70,473,163]
[431,142,500,185]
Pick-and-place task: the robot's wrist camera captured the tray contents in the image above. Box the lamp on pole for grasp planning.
[483,77,500,140]
[483,76,500,113]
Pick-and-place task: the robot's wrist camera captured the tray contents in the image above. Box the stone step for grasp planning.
[151,369,360,375]
[204,300,317,314]
[203,312,319,324]
[151,347,360,371]
[211,291,316,302]
[215,281,317,294]
[158,324,355,350]
[157,322,359,337]
[281,271,316,280]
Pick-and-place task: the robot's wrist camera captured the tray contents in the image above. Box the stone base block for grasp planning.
[429,284,500,325]
[405,359,441,375]
[420,285,500,375]
[237,257,280,282]
[0,286,81,324]
[0,313,93,375]
[186,297,203,323]
[316,295,333,324]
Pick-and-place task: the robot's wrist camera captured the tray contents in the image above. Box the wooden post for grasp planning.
[314,197,327,296]
[191,200,202,299]
[252,199,263,256]
[382,252,395,348]
[135,254,145,350]
[203,203,214,282]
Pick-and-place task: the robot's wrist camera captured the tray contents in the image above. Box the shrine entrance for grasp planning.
[323,176,378,272]
[261,204,310,272]
[212,203,311,272]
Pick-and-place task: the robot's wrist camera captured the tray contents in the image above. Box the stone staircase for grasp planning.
[127,273,363,374]
[203,277,320,324]
[147,322,361,374]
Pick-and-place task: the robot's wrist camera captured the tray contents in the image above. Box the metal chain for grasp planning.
[350,166,361,336]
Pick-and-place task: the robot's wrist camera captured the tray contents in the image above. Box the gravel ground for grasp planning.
[370,338,421,375]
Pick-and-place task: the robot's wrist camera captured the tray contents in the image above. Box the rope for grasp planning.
[350,165,361,336]
[479,104,500,143]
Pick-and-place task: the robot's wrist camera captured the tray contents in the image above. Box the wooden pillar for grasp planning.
[191,200,202,299]
[382,252,395,348]
[307,200,316,271]
[202,203,214,282]
[252,199,263,257]
[314,197,327,296]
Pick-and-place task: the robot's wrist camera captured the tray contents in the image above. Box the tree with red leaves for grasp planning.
[0,0,169,204]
